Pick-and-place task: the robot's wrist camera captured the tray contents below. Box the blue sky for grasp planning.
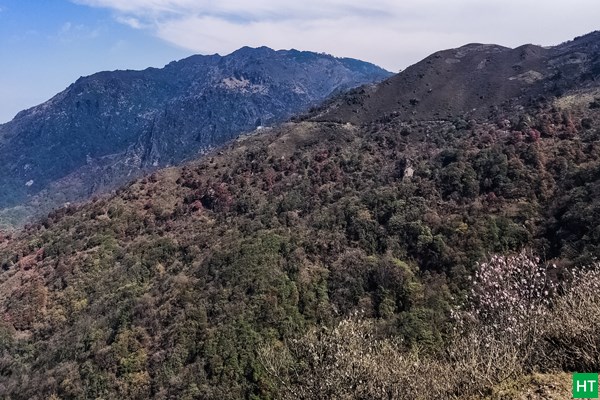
[1,0,600,123]
[0,1,188,123]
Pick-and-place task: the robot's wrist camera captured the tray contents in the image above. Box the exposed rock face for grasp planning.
[0,47,391,223]
[308,31,600,124]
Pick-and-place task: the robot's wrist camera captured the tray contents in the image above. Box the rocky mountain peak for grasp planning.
[0,49,391,226]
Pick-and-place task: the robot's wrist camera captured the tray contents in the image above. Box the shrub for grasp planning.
[457,251,557,342]
[542,266,600,371]
[260,254,600,399]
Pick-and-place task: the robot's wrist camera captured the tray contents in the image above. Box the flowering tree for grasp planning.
[466,252,556,328]
[455,251,600,371]
[450,250,559,366]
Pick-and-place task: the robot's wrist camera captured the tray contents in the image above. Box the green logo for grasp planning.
[573,373,599,398]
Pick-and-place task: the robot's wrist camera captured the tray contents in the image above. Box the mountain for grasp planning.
[307,31,600,124]
[1,33,600,399]
[0,47,391,227]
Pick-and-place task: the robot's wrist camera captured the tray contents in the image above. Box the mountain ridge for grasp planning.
[0,47,391,227]
[305,33,600,124]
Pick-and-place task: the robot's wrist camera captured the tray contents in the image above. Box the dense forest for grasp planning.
[0,88,599,398]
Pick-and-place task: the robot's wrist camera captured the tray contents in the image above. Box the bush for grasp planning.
[260,254,600,399]
[542,266,600,371]
[457,251,556,342]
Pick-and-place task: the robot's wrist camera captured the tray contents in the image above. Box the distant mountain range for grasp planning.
[0,47,391,226]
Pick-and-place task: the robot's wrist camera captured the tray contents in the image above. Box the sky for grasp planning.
[1,1,600,123]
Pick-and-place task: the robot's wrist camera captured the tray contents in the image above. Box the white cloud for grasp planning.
[73,0,600,71]
[115,16,146,29]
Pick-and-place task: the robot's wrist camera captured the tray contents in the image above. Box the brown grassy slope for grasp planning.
[308,32,600,124]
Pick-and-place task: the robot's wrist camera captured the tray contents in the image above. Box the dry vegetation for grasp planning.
[260,255,600,399]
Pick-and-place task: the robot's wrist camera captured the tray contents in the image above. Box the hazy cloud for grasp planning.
[69,0,600,70]
[61,22,74,33]
[55,21,100,43]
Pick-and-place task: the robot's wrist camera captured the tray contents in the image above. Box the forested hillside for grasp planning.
[1,91,599,398]
[1,34,600,399]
